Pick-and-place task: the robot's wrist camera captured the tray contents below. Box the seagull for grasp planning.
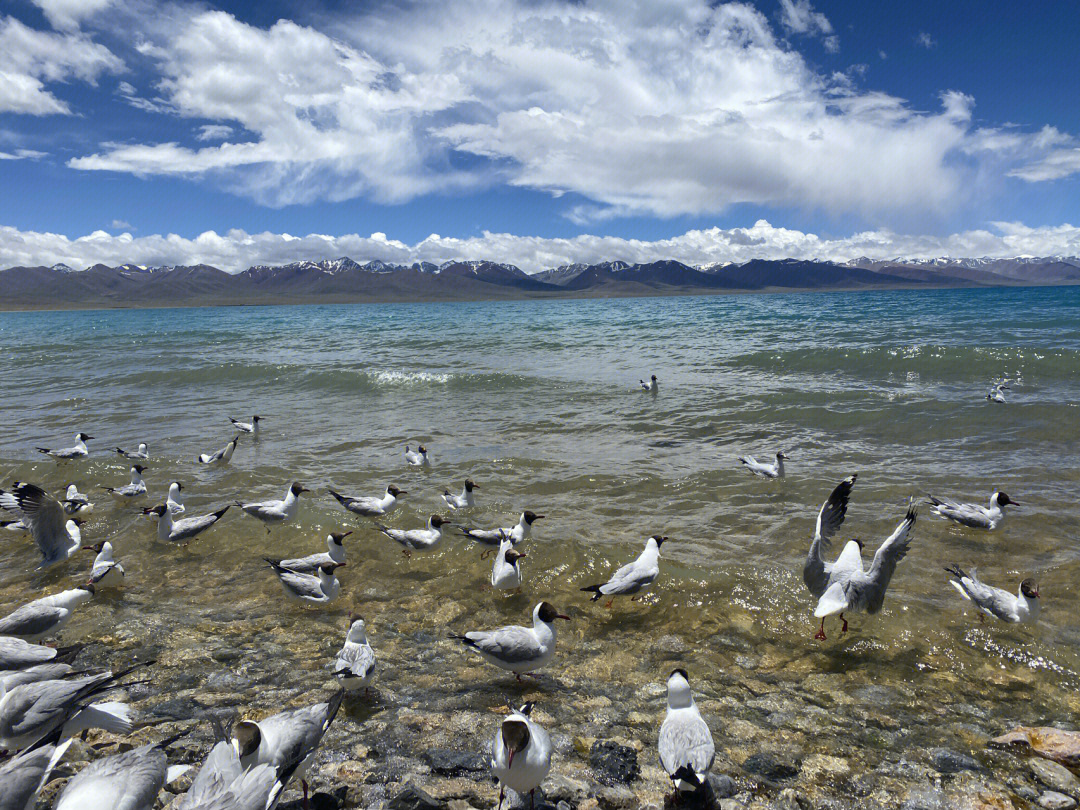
[327,484,405,518]
[803,475,858,621]
[659,668,715,795]
[0,586,95,642]
[442,479,478,510]
[274,531,350,575]
[640,374,658,392]
[230,415,261,435]
[452,601,569,680]
[166,481,185,514]
[404,445,429,467]
[927,491,1016,530]
[986,381,1010,403]
[491,701,552,810]
[231,690,344,810]
[376,514,447,555]
[265,561,344,606]
[0,482,84,568]
[0,663,76,694]
[332,615,375,694]
[945,565,1040,623]
[114,442,149,460]
[0,518,29,534]
[236,483,308,531]
[53,731,186,810]
[175,737,296,810]
[63,484,94,520]
[198,435,239,465]
[0,636,66,672]
[102,465,147,498]
[87,541,124,588]
[813,501,918,637]
[460,511,545,549]
[36,433,92,462]
[581,535,666,606]
[737,450,788,479]
[491,537,526,591]
[0,663,145,752]
[0,737,72,810]
[143,502,230,544]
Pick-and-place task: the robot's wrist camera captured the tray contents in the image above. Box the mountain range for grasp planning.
[2,255,1078,310]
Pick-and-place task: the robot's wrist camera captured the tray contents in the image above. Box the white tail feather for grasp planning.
[814,581,849,618]
[63,701,133,736]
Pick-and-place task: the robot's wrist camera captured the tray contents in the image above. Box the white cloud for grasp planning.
[31,0,114,32]
[777,0,837,51]
[915,32,935,48]
[0,148,47,160]
[196,124,233,141]
[0,15,123,115]
[65,1,988,218]
[3,220,1080,274]
[110,219,134,230]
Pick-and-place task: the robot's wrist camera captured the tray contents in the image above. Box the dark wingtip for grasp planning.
[580,585,602,601]
[212,505,230,519]
[671,764,702,787]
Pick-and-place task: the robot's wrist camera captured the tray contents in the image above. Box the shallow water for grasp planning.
[1,287,1079,806]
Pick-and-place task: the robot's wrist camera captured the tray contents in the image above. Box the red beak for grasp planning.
[556,614,570,621]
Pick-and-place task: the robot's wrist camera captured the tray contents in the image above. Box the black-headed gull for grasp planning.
[328,484,405,517]
[166,481,185,514]
[0,636,65,671]
[0,737,72,809]
[737,450,788,478]
[87,541,125,588]
[404,444,429,466]
[376,514,447,555]
[0,482,84,568]
[36,433,92,461]
[581,535,665,606]
[175,737,294,810]
[102,464,147,498]
[927,491,1016,530]
[986,380,1010,403]
[265,560,344,605]
[237,482,308,531]
[144,502,230,543]
[491,701,552,810]
[442,479,478,510]
[803,474,857,603]
[230,415,261,435]
[114,442,149,460]
[198,435,239,465]
[453,601,569,680]
[659,669,715,795]
[53,731,186,810]
[0,586,95,641]
[945,565,1040,623]
[276,531,350,574]
[63,484,94,519]
[332,615,375,694]
[813,501,918,637]
[640,374,658,392]
[491,537,526,590]
[231,690,344,810]
[460,511,544,549]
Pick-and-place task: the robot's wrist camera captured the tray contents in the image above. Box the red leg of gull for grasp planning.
[515,672,523,682]
[604,599,614,609]
[302,780,310,810]
[530,789,536,810]
[840,613,848,634]
[814,618,827,641]
[498,787,505,810]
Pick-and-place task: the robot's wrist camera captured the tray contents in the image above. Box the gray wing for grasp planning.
[11,484,69,563]
[279,552,330,574]
[601,559,657,595]
[0,636,56,670]
[172,512,222,539]
[955,575,1018,621]
[804,475,855,597]
[461,527,503,545]
[0,743,64,810]
[273,568,324,599]
[344,496,382,515]
[55,743,166,810]
[0,603,66,638]
[0,663,74,691]
[244,502,284,520]
[334,644,375,679]
[0,680,82,740]
[858,502,918,614]
[659,713,715,780]
[90,560,122,584]
[261,698,339,768]
[928,496,989,528]
[464,626,541,664]
[380,527,421,548]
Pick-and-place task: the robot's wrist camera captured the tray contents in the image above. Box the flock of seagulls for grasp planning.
[0,371,1041,808]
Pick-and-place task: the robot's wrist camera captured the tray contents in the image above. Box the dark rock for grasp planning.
[422,748,488,778]
[589,740,640,785]
[929,748,980,774]
[389,783,447,810]
[742,753,801,780]
[147,696,201,720]
[708,774,737,799]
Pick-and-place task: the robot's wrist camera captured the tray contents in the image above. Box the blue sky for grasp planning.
[3,0,1080,271]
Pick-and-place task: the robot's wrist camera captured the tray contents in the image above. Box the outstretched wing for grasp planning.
[10,484,69,563]
[863,501,918,613]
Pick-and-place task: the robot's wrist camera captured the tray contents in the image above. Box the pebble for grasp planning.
[742,753,801,780]
[1039,792,1078,810]
[590,740,640,785]
[929,748,981,774]
[1031,759,1080,798]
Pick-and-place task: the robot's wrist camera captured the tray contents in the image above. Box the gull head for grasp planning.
[537,601,570,623]
[523,510,545,524]
[290,482,310,496]
[1020,578,1040,599]
[387,484,407,497]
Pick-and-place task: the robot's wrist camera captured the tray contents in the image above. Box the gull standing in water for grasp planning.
[581,535,666,606]
[237,483,308,531]
[803,475,857,639]
[813,501,918,637]
[114,443,149,460]
[0,586,95,641]
[491,702,552,810]
[0,736,72,808]
[230,415,261,435]
[332,615,376,694]
[442,479,478,510]
[53,731,187,810]
[265,561,344,606]
[328,484,406,518]
[275,531,350,574]
[143,503,230,544]
[175,737,295,810]
[453,601,569,680]
[376,514,447,556]
[945,565,1041,623]
[640,374,658,392]
[198,435,239,465]
[927,491,1017,530]
[36,433,92,462]
[737,450,788,479]
[102,465,147,499]
[0,482,84,568]
[63,484,94,519]
[460,511,544,551]
[166,481,185,514]
[491,537,526,591]
[404,445,430,467]
[231,690,344,810]
[659,668,715,795]
[986,380,1010,403]
[87,541,124,589]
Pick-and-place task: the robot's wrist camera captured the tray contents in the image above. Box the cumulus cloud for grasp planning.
[0,148,47,160]
[915,32,935,48]
[196,124,233,141]
[4,220,1080,274]
[0,15,123,114]
[66,0,990,217]
[31,0,114,32]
